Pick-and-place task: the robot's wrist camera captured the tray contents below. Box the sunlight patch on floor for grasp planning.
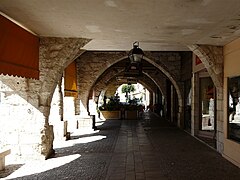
[3,154,81,179]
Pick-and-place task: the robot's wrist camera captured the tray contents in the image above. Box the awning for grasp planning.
[64,61,77,97]
[0,15,39,79]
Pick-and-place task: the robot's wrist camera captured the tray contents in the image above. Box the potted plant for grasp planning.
[99,95,122,120]
[124,98,143,120]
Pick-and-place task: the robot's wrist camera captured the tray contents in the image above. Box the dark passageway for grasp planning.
[2,112,240,180]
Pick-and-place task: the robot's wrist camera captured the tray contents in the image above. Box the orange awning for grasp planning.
[64,61,77,97]
[0,15,39,79]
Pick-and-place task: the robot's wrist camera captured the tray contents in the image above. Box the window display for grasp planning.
[228,76,240,142]
[200,77,215,131]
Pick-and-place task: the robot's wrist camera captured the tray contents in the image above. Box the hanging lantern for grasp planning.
[128,41,144,63]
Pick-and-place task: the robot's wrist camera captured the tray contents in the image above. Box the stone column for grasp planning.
[216,88,224,152]
[58,77,64,121]
[49,77,66,141]
[191,73,200,136]
[0,37,90,160]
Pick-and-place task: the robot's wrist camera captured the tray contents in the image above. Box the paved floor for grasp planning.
[1,112,240,180]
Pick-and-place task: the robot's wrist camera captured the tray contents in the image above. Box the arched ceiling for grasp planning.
[92,58,167,98]
[1,0,240,51]
[104,73,158,97]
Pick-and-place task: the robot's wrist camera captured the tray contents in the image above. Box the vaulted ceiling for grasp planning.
[1,0,240,51]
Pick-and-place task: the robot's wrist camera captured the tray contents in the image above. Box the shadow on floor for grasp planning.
[0,164,23,178]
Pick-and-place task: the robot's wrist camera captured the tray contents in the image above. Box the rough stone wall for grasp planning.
[0,37,90,160]
[145,52,181,81]
[188,45,223,87]
[0,75,45,160]
[191,73,200,136]
[144,52,185,126]
[181,52,193,82]
[144,71,167,99]
[189,45,224,153]
[76,51,127,116]
[37,37,89,158]
[93,67,124,101]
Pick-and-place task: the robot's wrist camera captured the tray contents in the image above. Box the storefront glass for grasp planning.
[200,77,215,131]
[228,76,240,142]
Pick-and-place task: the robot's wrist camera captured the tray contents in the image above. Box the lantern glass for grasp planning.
[128,42,144,63]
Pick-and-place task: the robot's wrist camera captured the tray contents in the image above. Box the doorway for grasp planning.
[198,76,216,148]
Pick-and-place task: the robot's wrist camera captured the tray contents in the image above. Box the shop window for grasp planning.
[228,76,240,142]
[200,77,215,131]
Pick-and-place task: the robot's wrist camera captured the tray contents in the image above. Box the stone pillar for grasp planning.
[76,59,90,118]
[49,77,66,141]
[58,77,64,121]
[0,37,90,160]
[216,88,224,152]
[191,73,200,136]
[38,37,90,158]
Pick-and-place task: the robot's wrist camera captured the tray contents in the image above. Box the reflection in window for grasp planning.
[200,77,215,131]
[228,76,240,142]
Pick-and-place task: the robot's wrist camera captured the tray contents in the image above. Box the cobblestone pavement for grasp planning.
[1,112,240,180]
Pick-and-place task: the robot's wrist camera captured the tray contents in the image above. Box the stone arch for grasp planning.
[143,56,183,110]
[188,45,223,88]
[84,53,184,125]
[76,52,127,115]
[188,44,224,153]
[142,56,184,126]
[39,37,90,109]
[97,72,158,102]
[143,71,167,100]
[38,37,90,157]
[92,67,163,103]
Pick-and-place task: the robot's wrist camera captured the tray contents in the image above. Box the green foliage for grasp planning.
[128,97,140,105]
[122,84,136,102]
[121,84,135,94]
[99,95,122,111]
[98,93,144,112]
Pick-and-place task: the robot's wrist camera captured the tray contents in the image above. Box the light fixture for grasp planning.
[128,41,144,63]
[124,41,144,78]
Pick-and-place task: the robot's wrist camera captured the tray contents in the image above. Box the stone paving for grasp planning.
[1,112,240,180]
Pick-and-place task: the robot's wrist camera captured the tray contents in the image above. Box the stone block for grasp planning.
[217,131,224,144]
[0,149,11,170]
[217,141,224,153]
[217,121,224,132]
